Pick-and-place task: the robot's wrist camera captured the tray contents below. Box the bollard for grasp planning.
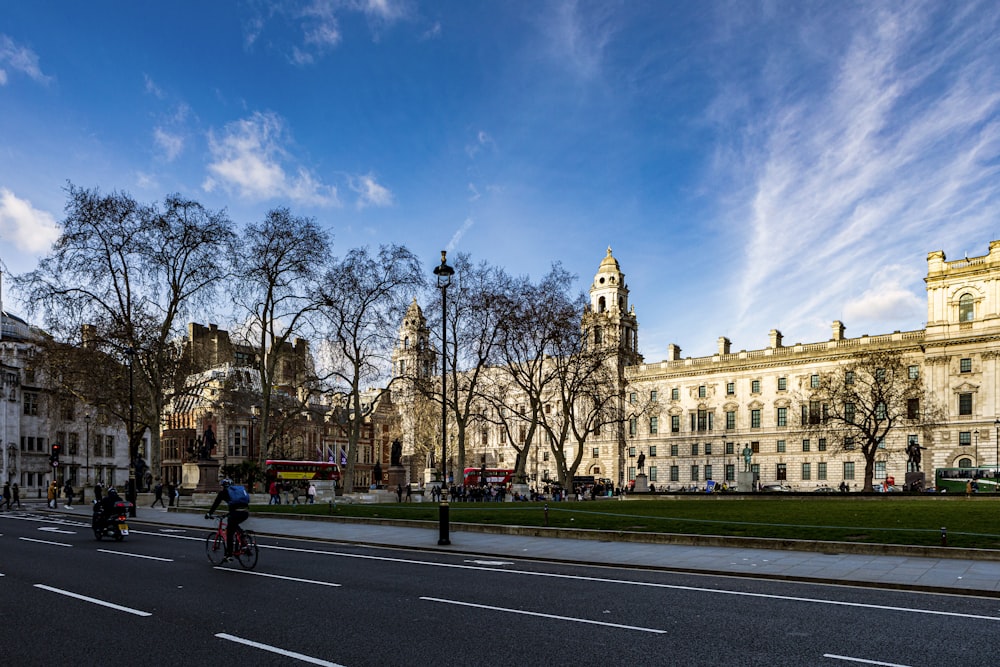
[941,526,947,547]
[544,503,549,527]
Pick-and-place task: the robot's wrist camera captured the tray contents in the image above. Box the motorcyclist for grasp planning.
[205,479,249,560]
[95,486,123,530]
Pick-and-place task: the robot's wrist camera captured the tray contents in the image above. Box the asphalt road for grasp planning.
[2,509,999,666]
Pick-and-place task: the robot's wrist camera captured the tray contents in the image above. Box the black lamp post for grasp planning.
[433,250,454,546]
[125,346,137,517]
[250,410,258,490]
[975,429,980,469]
[85,413,91,487]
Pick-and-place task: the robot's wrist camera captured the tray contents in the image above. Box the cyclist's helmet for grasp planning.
[220,478,232,487]
[107,487,117,494]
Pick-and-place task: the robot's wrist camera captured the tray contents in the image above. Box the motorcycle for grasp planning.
[92,499,132,541]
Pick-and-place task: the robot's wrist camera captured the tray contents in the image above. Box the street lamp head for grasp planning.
[433,250,454,288]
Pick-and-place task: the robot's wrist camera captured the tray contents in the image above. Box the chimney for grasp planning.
[717,336,731,355]
[831,320,845,341]
[667,343,682,361]
[769,329,783,348]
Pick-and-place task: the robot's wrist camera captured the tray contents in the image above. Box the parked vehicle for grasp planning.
[761,483,793,492]
[812,486,837,493]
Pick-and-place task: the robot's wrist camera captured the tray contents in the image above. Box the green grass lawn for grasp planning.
[246,496,1000,549]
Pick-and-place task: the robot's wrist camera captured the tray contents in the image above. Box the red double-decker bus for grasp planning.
[463,467,515,486]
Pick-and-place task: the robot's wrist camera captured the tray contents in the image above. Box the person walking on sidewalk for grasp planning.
[151,481,166,507]
[63,479,74,509]
[11,482,21,509]
[2,481,11,510]
[47,480,57,508]
[307,482,316,504]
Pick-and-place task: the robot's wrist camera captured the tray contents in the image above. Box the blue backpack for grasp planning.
[226,484,250,508]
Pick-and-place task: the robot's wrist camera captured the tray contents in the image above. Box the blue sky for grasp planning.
[1,1,999,360]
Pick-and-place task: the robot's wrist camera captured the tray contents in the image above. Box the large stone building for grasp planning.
[397,241,1000,492]
[1,311,132,497]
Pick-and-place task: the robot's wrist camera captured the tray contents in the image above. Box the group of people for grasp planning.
[1,481,21,510]
[267,480,317,505]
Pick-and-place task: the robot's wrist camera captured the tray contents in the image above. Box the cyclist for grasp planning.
[205,478,250,561]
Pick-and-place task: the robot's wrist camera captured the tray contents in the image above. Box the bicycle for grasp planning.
[205,515,258,569]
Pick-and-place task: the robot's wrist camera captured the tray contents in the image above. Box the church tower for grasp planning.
[582,247,643,365]
[390,298,436,482]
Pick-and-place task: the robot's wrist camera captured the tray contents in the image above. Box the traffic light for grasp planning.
[50,443,61,465]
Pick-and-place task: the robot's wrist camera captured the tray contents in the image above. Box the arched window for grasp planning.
[959,293,974,322]
[958,457,972,469]
[404,336,410,349]
[598,296,606,312]
[593,326,603,345]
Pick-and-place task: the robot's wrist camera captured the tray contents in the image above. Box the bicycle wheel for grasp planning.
[205,531,226,565]
[236,530,259,570]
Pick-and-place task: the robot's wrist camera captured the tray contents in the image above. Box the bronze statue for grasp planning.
[390,439,403,467]
[637,452,646,471]
[742,444,753,472]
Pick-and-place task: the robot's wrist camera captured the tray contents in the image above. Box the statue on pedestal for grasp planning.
[742,444,753,472]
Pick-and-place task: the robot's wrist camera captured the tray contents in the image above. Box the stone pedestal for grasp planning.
[423,467,442,485]
[387,465,407,490]
[737,471,757,493]
[633,473,649,493]
[510,483,530,500]
[182,460,220,493]
[905,471,926,492]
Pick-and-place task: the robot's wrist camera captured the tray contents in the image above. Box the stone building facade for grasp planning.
[396,241,1000,492]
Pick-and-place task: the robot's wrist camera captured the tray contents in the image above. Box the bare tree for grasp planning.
[229,208,329,467]
[14,185,233,492]
[483,265,582,485]
[803,348,936,491]
[314,245,425,492]
[424,254,512,479]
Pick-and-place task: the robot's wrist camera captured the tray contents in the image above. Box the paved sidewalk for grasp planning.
[42,503,1000,598]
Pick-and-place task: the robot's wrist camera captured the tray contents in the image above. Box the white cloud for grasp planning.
[712,4,1000,344]
[0,34,52,85]
[0,188,60,253]
[154,127,184,161]
[350,173,394,209]
[144,73,165,99]
[465,129,495,158]
[203,111,339,206]
[467,183,480,201]
[447,218,474,251]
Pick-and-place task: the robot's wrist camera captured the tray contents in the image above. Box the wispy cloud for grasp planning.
[0,34,52,86]
[203,111,339,206]
[143,73,165,99]
[537,1,616,80]
[711,3,1000,343]
[447,217,474,251]
[153,127,184,161]
[245,0,413,65]
[465,130,495,158]
[0,188,60,253]
[350,172,394,209]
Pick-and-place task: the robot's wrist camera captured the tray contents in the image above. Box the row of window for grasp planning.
[628,461,863,483]
[20,434,116,457]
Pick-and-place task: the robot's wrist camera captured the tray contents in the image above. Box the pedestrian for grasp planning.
[268,480,280,505]
[47,480,57,508]
[12,482,21,509]
[307,482,316,504]
[167,482,175,506]
[405,485,412,502]
[151,481,165,507]
[63,479,74,509]
[396,484,403,502]
[1,481,10,510]
[291,484,300,506]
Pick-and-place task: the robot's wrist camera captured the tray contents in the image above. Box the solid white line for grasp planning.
[421,596,667,633]
[20,537,72,547]
[214,568,341,587]
[34,584,152,616]
[216,633,345,666]
[823,654,912,666]
[97,549,173,562]
[264,544,1000,623]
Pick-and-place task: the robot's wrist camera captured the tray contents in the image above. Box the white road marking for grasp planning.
[216,633,345,666]
[158,528,187,533]
[97,549,173,562]
[264,544,1000,623]
[215,568,341,587]
[421,596,666,633]
[824,655,912,666]
[19,537,72,547]
[34,584,152,616]
[39,526,76,534]
[464,559,513,565]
